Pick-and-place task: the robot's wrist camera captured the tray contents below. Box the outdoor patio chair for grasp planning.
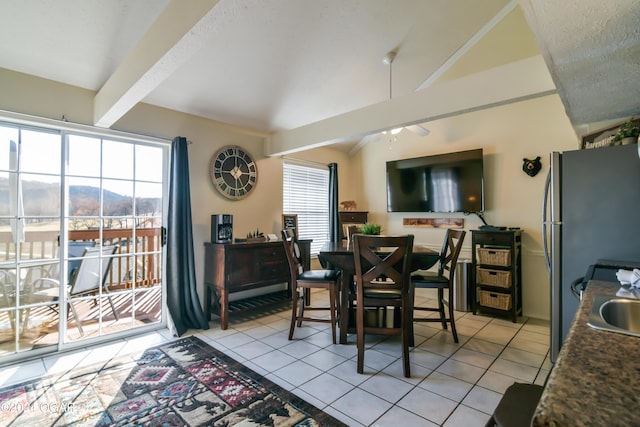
[26,245,119,336]
[0,269,17,332]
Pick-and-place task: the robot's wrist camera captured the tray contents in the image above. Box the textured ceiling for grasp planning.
[520,0,640,128]
[0,0,638,151]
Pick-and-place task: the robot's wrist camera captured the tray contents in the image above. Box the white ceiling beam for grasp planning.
[93,0,221,128]
[416,0,520,91]
[265,56,557,157]
[346,0,521,155]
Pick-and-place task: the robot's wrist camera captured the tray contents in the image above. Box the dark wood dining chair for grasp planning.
[281,229,340,344]
[352,233,414,377]
[346,225,359,243]
[411,229,466,344]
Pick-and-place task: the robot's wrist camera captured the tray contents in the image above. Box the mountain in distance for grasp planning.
[70,185,128,205]
[0,178,160,216]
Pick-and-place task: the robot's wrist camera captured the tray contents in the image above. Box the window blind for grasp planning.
[283,160,329,256]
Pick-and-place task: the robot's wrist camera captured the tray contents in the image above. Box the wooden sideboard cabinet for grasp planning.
[338,211,368,239]
[471,229,522,322]
[204,240,310,329]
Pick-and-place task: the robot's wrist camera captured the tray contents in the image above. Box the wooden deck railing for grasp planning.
[69,228,162,289]
[0,228,163,290]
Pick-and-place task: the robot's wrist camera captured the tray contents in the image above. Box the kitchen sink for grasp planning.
[588,294,640,337]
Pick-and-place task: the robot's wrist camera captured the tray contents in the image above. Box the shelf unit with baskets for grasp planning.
[471,229,522,322]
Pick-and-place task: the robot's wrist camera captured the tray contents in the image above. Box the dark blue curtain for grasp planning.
[167,136,209,336]
[328,163,339,243]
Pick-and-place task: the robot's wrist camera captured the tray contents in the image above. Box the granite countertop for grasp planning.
[532,280,640,427]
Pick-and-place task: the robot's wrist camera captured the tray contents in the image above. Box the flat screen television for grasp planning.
[386,148,484,213]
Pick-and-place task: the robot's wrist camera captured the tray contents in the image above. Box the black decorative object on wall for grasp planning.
[522,156,542,177]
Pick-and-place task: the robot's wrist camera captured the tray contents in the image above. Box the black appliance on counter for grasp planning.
[211,214,233,243]
[543,144,640,364]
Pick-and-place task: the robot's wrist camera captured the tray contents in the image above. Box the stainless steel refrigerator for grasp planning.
[543,143,640,363]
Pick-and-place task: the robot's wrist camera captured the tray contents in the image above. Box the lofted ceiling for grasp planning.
[0,0,638,154]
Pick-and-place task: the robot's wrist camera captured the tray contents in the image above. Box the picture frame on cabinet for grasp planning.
[282,214,298,235]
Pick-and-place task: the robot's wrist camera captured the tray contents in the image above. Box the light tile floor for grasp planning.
[0,288,550,426]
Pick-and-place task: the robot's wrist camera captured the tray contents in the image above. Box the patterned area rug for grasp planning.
[0,336,347,426]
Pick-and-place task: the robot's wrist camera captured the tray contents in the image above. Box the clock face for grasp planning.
[210,145,258,200]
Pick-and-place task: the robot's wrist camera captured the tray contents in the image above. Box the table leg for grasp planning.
[219,290,228,330]
[205,284,213,321]
[339,273,351,344]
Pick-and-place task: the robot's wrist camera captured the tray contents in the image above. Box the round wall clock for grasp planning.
[210,145,258,200]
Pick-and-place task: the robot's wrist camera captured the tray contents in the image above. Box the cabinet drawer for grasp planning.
[474,232,514,246]
[339,211,368,223]
[259,260,288,280]
[255,246,285,261]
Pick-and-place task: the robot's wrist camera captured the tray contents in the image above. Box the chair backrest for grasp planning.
[69,245,119,296]
[353,234,414,294]
[437,229,466,279]
[67,240,97,282]
[347,225,359,241]
[281,228,303,278]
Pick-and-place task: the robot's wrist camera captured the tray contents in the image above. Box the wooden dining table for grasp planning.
[318,240,440,344]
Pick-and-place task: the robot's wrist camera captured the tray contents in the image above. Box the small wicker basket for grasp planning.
[479,290,512,310]
[477,268,511,288]
[477,248,511,266]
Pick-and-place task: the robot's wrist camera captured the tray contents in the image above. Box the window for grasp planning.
[283,160,329,255]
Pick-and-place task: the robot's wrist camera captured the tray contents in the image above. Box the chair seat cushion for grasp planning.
[32,286,63,301]
[411,272,448,288]
[299,269,340,282]
[363,288,402,299]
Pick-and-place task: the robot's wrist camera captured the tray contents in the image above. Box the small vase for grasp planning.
[621,136,638,145]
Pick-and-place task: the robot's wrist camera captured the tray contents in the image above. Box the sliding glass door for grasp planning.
[0,121,167,360]
[0,125,61,354]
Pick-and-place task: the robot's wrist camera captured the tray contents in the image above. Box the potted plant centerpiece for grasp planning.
[359,223,382,235]
[613,118,640,145]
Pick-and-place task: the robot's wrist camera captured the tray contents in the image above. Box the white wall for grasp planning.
[354,94,578,319]
[90,93,357,304]
[0,68,357,305]
[0,68,580,320]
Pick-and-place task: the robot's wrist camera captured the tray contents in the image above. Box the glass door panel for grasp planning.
[17,129,61,352]
[0,121,167,361]
[64,134,165,342]
[0,124,61,355]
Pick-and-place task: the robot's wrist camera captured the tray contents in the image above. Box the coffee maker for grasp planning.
[211,214,233,243]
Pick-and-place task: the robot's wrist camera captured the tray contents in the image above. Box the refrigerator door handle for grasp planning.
[542,168,552,273]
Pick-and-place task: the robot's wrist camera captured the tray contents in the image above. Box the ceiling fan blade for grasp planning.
[405,124,430,137]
